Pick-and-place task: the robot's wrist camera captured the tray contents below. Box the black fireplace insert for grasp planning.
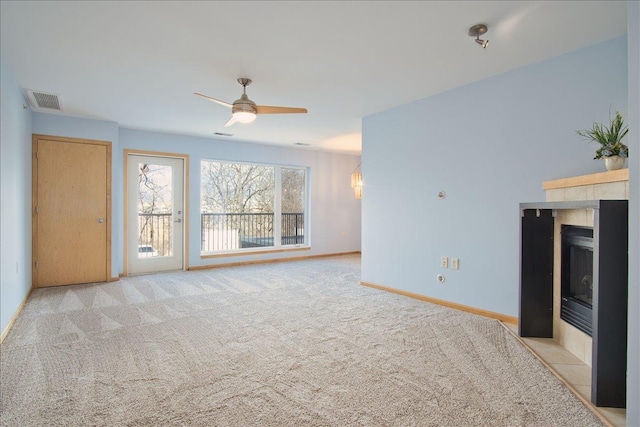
[560,225,594,336]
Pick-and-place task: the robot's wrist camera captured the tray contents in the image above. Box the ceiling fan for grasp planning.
[194,78,308,127]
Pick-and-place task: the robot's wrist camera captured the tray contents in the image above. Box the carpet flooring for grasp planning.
[1,255,603,426]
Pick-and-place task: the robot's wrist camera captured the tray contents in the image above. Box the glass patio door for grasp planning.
[127,154,184,274]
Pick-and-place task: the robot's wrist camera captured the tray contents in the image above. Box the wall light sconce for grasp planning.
[351,163,362,199]
[468,24,489,49]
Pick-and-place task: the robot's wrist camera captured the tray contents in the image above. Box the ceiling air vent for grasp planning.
[23,89,63,111]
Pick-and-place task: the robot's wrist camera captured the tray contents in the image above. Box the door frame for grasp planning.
[123,149,189,275]
[32,134,112,287]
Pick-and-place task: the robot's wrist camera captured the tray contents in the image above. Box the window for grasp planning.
[281,168,305,245]
[200,160,307,254]
[137,163,173,257]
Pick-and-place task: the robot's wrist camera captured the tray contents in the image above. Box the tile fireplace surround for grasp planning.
[519,168,629,409]
[544,169,629,366]
[544,169,629,203]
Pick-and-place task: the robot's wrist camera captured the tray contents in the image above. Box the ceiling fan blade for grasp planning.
[193,92,232,108]
[255,105,308,115]
[224,116,237,127]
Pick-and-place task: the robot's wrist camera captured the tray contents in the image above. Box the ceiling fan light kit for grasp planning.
[195,77,307,127]
[232,111,257,123]
[468,24,489,49]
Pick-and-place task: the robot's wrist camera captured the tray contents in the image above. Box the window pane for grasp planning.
[281,168,305,245]
[137,163,172,257]
[201,161,275,252]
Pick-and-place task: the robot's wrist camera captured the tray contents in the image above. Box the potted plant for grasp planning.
[576,111,629,171]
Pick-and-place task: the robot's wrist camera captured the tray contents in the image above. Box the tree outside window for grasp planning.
[200,160,307,253]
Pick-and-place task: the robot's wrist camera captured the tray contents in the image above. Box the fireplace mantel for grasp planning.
[542,169,629,203]
[519,199,628,408]
[520,200,610,210]
[543,169,629,190]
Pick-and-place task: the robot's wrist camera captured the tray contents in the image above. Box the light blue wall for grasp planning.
[626,1,639,422]
[26,117,361,276]
[3,107,360,332]
[1,55,32,334]
[33,113,119,145]
[362,36,628,317]
[32,113,121,278]
[119,128,361,269]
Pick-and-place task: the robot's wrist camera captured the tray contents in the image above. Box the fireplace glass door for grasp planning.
[561,226,594,336]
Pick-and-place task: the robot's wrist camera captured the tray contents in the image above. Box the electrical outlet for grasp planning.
[452,258,459,270]
[440,256,448,268]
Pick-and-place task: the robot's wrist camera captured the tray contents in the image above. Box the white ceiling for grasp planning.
[0,1,628,155]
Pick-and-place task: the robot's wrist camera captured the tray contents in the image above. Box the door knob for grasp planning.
[174,218,182,223]
[98,218,104,223]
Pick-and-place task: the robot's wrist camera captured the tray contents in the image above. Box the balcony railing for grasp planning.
[138,212,172,256]
[200,212,303,252]
[281,212,305,245]
[139,212,304,254]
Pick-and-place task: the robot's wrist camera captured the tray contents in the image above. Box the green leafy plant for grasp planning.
[576,111,629,159]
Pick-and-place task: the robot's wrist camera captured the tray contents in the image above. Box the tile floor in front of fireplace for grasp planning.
[505,323,626,427]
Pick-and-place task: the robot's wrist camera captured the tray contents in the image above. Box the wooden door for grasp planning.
[33,135,111,287]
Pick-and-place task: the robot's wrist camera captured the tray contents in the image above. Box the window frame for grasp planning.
[199,159,309,257]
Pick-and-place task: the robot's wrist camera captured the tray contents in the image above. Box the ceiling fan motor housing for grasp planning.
[232,93,257,114]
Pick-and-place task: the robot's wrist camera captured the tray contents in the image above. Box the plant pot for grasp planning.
[603,156,626,171]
